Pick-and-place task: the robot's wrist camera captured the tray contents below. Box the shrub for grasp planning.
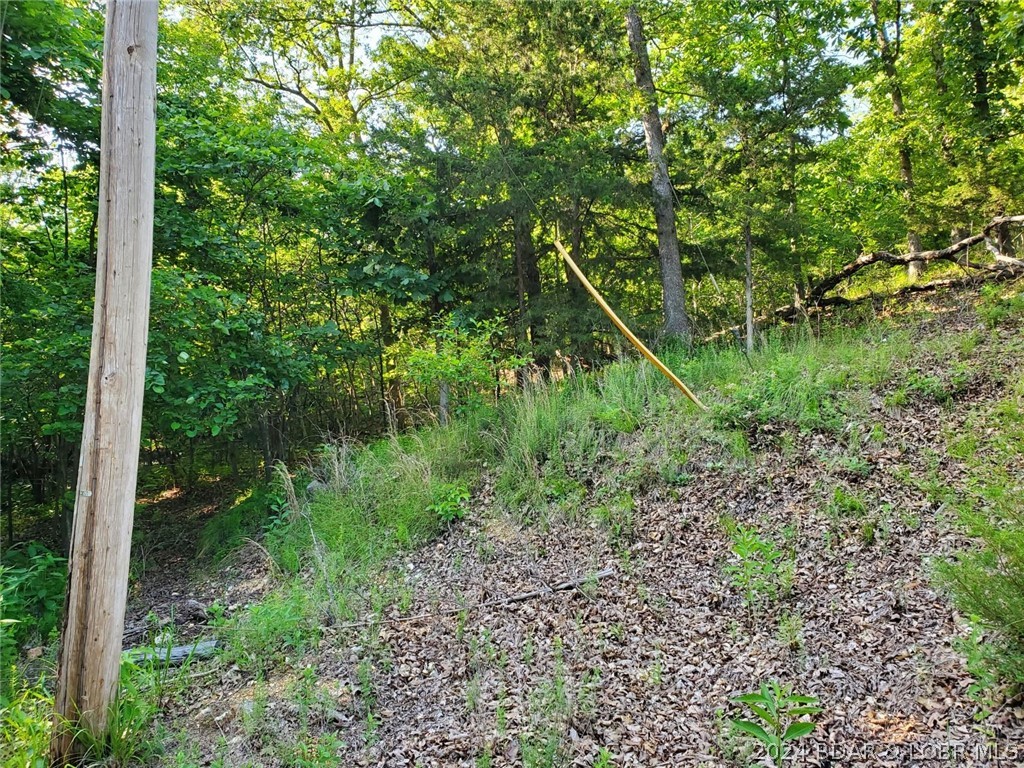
[1,542,66,697]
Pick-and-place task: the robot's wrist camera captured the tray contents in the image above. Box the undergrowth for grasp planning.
[936,373,1024,697]
[6,290,1021,765]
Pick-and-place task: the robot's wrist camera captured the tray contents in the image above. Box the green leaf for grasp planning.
[733,693,770,705]
[782,721,815,741]
[177,351,190,363]
[210,423,221,437]
[789,705,823,716]
[730,719,772,746]
[744,702,776,726]
[788,698,820,708]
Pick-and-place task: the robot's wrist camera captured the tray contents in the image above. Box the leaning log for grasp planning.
[707,215,1023,343]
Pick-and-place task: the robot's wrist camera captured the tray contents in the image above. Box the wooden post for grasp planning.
[51,1,157,761]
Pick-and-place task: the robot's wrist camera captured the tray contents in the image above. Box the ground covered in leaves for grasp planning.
[148,294,1023,768]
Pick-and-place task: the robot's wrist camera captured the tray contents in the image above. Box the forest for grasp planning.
[2,0,1024,766]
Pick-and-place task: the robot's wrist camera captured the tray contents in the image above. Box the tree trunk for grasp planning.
[564,198,587,302]
[438,380,450,427]
[625,6,691,344]
[52,2,158,761]
[744,220,754,356]
[871,0,922,282]
[513,209,544,369]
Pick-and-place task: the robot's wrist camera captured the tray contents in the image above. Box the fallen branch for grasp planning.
[334,567,616,631]
[806,215,1024,304]
[706,215,1023,343]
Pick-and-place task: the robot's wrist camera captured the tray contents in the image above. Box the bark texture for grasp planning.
[52,1,158,761]
[625,6,691,343]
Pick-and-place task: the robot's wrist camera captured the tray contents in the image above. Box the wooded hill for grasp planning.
[3,0,1023,548]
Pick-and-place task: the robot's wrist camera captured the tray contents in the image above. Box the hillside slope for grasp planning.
[150,288,1024,767]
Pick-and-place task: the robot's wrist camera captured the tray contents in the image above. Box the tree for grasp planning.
[867,0,924,280]
[625,5,692,344]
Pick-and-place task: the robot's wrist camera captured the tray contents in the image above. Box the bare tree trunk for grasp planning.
[625,6,692,344]
[871,0,922,282]
[52,2,157,760]
[513,209,545,372]
[744,220,754,356]
[438,381,450,426]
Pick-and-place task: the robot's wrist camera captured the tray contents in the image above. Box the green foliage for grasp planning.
[521,648,576,768]
[730,681,822,768]
[0,679,52,768]
[427,482,470,525]
[198,485,287,560]
[710,325,912,433]
[223,585,318,672]
[954,624,1024,710]
[0,657,172,768]
[0,543,66,695]
[723,523,793,609]
[493,381,603,517]
[935,380,1024,692]
[403,316,529,419]
[827,487,867,519]
[978,284,1024,328]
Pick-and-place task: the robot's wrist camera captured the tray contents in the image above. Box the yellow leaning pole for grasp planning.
[553,239,707,412]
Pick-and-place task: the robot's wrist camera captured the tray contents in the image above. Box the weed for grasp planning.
[730,681,821,768]
[977,283,1024,327]
[723,523,793,608]
[289,666,333,729]
[714,706,754,766]
[0,542,66,686]
[496,686,508,735]
[428,482,470,525]
[592,747,615,768]
[826,486,867,519]
[241,681,271,742]
[279,733,345,767]
[521,653,571,768]
[224,583,317,672]
[777,611,804,652]
[935,381,1024,688]
[860,520,876,546]
[522,633,536,665]
[645,660,664,687]
[591,493,635,547]
[0,677,52,766]
[198,485,287,561]
[465,673,483,713]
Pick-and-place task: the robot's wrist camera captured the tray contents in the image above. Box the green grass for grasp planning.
[696,321,913,433]
[935,374,1024,694]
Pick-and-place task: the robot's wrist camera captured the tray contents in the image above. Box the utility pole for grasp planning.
[51,1,157,762]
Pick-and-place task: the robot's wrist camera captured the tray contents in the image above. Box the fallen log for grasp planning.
[806,215,1024,304]
[706,215,1023,343]
[125,638,218,666]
